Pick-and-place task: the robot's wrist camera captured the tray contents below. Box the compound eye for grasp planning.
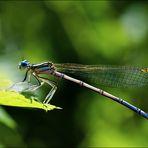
[21,61,28,67]
[18,60,29,69]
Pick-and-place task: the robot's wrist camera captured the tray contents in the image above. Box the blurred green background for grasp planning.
[0,1,148,147]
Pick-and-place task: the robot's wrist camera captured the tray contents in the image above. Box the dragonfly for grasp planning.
[18,60,148,119]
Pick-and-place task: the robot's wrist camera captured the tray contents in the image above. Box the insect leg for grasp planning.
[37,76,57,104]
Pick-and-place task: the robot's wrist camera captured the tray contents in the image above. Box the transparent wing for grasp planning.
[7,82,40,92]
[55,64,148,88]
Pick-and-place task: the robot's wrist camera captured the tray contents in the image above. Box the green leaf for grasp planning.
[0,91,61,111]
[0,107,17,129]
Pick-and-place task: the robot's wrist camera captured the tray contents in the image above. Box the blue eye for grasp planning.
[19,60,30,69]
[21,61,28,66]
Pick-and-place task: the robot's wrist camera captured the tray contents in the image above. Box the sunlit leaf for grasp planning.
[0,91,61,111]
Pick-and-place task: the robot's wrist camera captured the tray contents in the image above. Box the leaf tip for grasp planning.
[56,106,63,110]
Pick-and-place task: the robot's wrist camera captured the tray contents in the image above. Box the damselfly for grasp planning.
[18,60,148,119]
